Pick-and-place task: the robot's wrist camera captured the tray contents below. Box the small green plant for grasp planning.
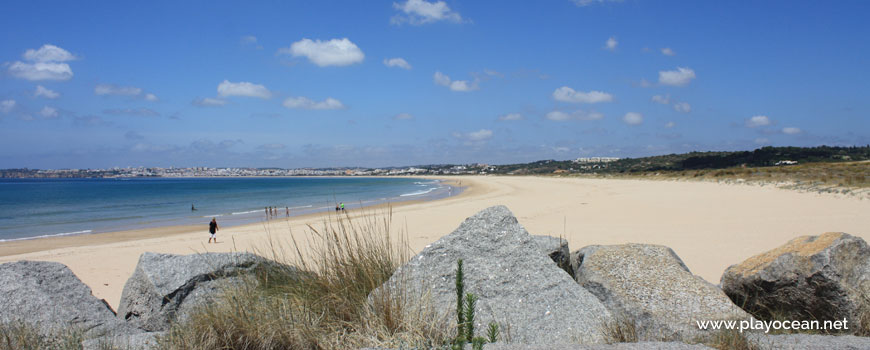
[471,336,486,350]
[464,293,478,342]
[455,259,465,340]
[486,322,499,343]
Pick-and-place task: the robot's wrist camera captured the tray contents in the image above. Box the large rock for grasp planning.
[372,206,613,344]
[573,244,751,341]
[82,331,164,350]
[483,342,715,350]
[748,333,870,350]
[0,260,138,338]
[720,232,870,328]
[532,235,573,277]
[117,252,270,331]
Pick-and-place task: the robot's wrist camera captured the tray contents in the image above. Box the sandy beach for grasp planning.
[2,175,869,310]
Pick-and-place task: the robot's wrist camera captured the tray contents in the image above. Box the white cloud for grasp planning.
[545,110,604,121]
[755,138,770,144]
[433,71,478,92]
[573,0,624,6]
[782,127,802,135]
[0,100,15,114]
[241,35,257,44]
[40,106,59,119]
[658,67,696,86]
[280,38,364,67]
[605,36,618,51]
[283,96,345,110]
[651,94,670,104]
[383,57,412,70]
[192,97,227,106]
[553,86,613,103]
[35,85,60,99]
[673,102,691,113]
[144,93,158,102]
[217,80,272,99]
[24,44,76,62]
[8,61,73,81]
[498,113,523,121]
[637,79,653,88]
[7,44,76,81]
[665,121,675,128]
[745,115,771,127]
[394,113,414,120]
[622,112,643,125]
[103,108,160,117]
[391,0,463,25]
[661,47,676,56]
[95,84,143,96]
[453,129,493,142]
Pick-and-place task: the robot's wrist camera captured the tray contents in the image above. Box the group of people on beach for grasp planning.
[206,201,353,243]
[265,206,289,219]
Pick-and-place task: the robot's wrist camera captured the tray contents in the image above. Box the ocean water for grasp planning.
[0,177,455,242]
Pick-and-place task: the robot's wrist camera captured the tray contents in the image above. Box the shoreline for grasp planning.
[0,176,468,257]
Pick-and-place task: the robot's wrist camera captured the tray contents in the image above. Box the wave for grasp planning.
[0,230,92,242]
[231,210,262,215]
[400,187,438,197]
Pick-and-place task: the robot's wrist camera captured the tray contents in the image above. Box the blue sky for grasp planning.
[1,0,868,168]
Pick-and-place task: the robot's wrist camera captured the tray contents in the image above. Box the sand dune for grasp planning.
[2,176,868,310]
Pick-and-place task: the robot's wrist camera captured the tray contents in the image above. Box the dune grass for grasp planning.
[158,207,452,350]
[0,322,83,350]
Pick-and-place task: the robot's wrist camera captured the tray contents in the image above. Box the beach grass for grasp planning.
[158,207,452,350]
[0,321,83,350]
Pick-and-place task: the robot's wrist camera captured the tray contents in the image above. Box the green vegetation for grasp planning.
[486,322,500,343]
[451,259,499,349]
[455,259,465,340]
[490,146,870,175]
[159,209,452,350]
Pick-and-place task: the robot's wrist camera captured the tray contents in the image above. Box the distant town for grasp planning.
[0,164,504,178]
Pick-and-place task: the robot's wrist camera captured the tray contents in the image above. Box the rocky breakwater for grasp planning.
[721,232,870,332]
[116,251,274,332]
[0,260,139,339]
[572,244,752,341]
[371,205,614,344]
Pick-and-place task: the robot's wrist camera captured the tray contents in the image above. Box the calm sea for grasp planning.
[0,177,455,242]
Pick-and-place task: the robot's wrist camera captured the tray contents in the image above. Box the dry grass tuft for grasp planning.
[705,329,760,350]
[159,207,452,350]
[0,322,83,350]
[600,314,638,344]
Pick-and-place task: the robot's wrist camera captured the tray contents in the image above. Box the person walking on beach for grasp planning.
[208,218,219,243]
[285,206,289,217]
[340,202,345,211]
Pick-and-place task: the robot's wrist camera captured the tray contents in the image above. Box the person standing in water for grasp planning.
[285,206,289,217]
[208,218,219,243]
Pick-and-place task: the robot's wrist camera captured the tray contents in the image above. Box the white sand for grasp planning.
[2,176,868,310]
